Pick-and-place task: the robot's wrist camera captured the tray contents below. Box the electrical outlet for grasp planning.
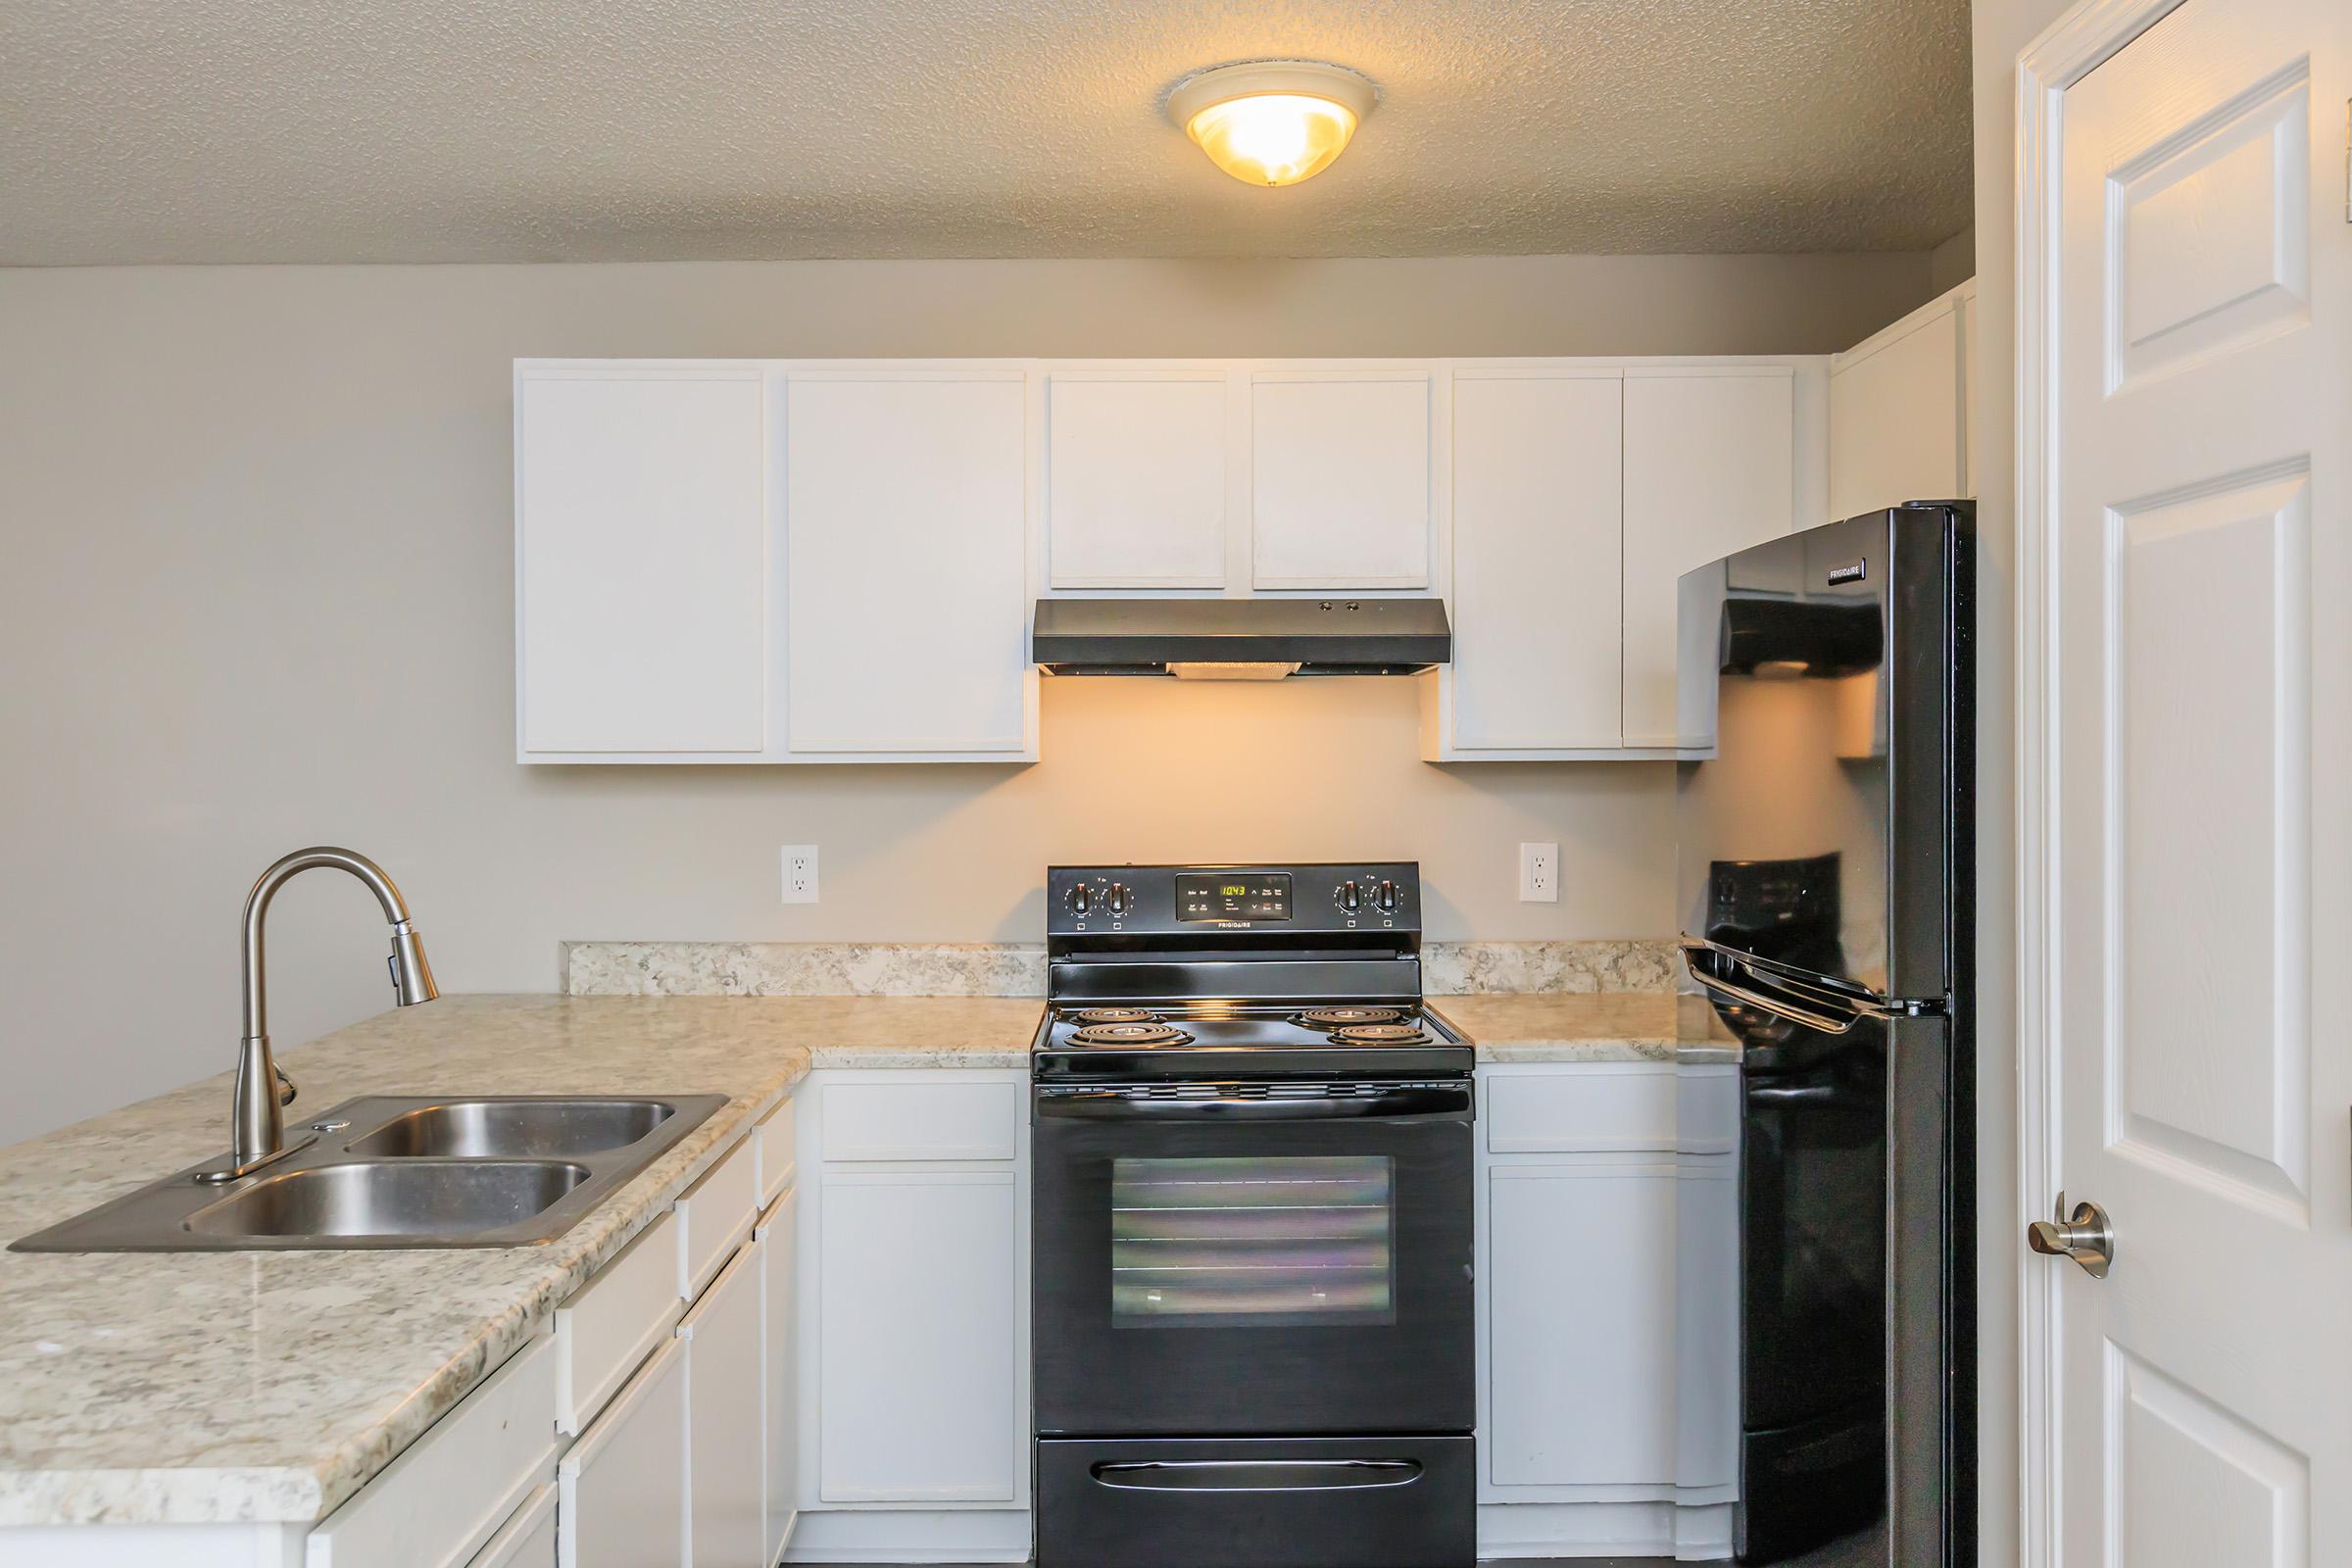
[1519,842,1559,904]
[781,845,819,904]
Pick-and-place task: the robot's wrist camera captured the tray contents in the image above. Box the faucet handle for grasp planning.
[274,1064,297,1107]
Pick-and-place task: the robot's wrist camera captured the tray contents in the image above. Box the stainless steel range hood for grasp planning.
[1032,598,1451,678]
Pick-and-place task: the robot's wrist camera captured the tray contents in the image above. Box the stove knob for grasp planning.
[1338,880,1361,912]
[1377,879,1399,912]
[1106,883,1130,915]
[1067,885,1091,916]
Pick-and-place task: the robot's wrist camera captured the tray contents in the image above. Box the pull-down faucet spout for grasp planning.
[199,848,438,1184]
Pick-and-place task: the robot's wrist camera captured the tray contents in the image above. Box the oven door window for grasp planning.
[1112,1155,1396,1327]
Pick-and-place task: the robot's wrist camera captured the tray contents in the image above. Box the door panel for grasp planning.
[783,371,1032,755]
[1249,372,1433,588]
[2043,0,2350,1563]
[1047,371,1228,588]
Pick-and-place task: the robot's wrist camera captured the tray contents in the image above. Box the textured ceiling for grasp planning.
[0,0,1973,266]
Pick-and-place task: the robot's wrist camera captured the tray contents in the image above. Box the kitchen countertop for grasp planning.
[0,992,1041,1531]
[1435,991,1738,1063]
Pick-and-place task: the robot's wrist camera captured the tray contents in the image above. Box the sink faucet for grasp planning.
[199,848,439,1184]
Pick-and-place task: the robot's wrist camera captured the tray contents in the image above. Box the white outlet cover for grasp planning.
[781,845,819,904]
[1519,842,1559,904]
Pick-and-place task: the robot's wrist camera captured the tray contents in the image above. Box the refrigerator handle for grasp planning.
[1678,938,1943,1034]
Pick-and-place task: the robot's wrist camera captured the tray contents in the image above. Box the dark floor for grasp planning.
[795,1561,1693,1567]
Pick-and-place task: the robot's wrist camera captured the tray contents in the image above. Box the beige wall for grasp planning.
[1970,2,2074,1563]
[0,252,1941,1145]
[1930,225,1979,294]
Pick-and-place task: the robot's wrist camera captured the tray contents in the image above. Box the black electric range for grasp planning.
[1030,863,1475,1568]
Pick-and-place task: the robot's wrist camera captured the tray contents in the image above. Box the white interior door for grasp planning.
[2033,0,2350,1561]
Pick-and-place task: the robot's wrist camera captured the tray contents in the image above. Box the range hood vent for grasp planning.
[1033,597,1450,678]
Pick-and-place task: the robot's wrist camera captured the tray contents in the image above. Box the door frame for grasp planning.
[2011,2,2193,1564]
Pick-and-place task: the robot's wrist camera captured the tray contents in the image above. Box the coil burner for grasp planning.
[1329,1021,1433,1047]
[1071,1007,1161,1026]
[1068,1021,1194,1047]
[1296,1005,1406,1029]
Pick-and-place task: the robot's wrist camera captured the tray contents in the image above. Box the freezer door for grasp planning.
[1674,505,1967,1004]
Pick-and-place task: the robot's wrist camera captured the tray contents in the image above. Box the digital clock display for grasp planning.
[1177,872,1293,922]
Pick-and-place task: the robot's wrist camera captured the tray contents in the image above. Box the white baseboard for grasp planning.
[781,1506,1031,1563]
[1477,1499,1736,1560]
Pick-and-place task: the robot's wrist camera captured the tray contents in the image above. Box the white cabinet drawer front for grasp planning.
[817,1170,1020,1503]
[558,1336,686,1568]
[306,1333,560,1568]
[1485,1065,1681,1154]
[555,1209,682,1436]
[1048,372,1228,588]
[757,1097,798,1206]
[515,368,767,756]
[676,1136,759,1300]
[821,1079,1019,1161]
[468,1483,557,1568]
[1250,372,1433,588]
[1488,1163,1680,1487]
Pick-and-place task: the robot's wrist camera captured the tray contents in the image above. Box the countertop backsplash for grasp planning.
[564,939,1678,997]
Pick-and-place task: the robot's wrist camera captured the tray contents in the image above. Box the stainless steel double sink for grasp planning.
[11,1094,729,1251]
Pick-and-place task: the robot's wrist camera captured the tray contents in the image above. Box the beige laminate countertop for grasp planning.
[1434,991,1738,1063]
[0,992,1041,1531]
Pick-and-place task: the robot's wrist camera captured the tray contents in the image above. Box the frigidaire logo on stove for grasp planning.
[1827,558,1869,585]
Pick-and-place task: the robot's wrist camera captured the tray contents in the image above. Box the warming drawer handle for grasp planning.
[1089,1459,1424,1493]
[1035,1086,1472,1122]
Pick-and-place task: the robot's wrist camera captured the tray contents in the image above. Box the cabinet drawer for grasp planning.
[676,1135,759,1300]
[306,1333,560,1568]
[758,1097,798,1206]
[469,1483,557,1568]
[1485,1065,1678,1154]
[821,1080,1018,1161]
[555,1209,683,1436]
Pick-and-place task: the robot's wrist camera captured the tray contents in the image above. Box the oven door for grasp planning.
[1032,1082,1475,1438]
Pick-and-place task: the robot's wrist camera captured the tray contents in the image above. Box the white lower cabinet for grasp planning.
[559,1337,687,1568]
[816,1168,1020,1502]
[682,1241,766,1568]
[1476,1062,1740,1559]
[759,1189,802,1563]
[1489,1160,1680,1486]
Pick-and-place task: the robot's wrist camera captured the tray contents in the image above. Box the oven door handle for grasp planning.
[1089,1458,1424,1493]
[1035,1085,1472,1122]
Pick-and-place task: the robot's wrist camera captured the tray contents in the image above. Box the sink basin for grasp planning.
[9,1091,730,1251]
[345,1098,680,1158]
[185,1160,590,1240]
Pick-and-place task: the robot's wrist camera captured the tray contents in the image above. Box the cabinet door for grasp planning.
[559,1336,685,1568]
[759,1190,801,1564]
[1828,297,1964,520]
[817,1170,1019,1503]
[1622,370,1795,747]
[1250,371,1433,588]
[1487,1162,1678,1487]
[1047,370,1227,588]
[1444,371,1625,751]
[784,372,1033,757]
[682,1242,763,1568]
[515,367,767,757]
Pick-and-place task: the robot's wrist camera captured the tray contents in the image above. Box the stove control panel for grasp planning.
[1048,863,1421,936]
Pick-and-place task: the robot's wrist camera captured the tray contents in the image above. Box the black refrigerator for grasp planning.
[1674,503,1974,1568]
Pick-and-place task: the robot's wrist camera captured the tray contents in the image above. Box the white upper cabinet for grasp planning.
[1249,370,1434,589]
[514,366,767,758]
[1622,368,1802,749]
[783,370,1037,760]
[1046,369,1228,588]
[1828,279,1974,521]
[1432,371,1626,756]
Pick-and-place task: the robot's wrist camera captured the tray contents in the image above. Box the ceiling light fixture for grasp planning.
[1167,61,1379,188]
